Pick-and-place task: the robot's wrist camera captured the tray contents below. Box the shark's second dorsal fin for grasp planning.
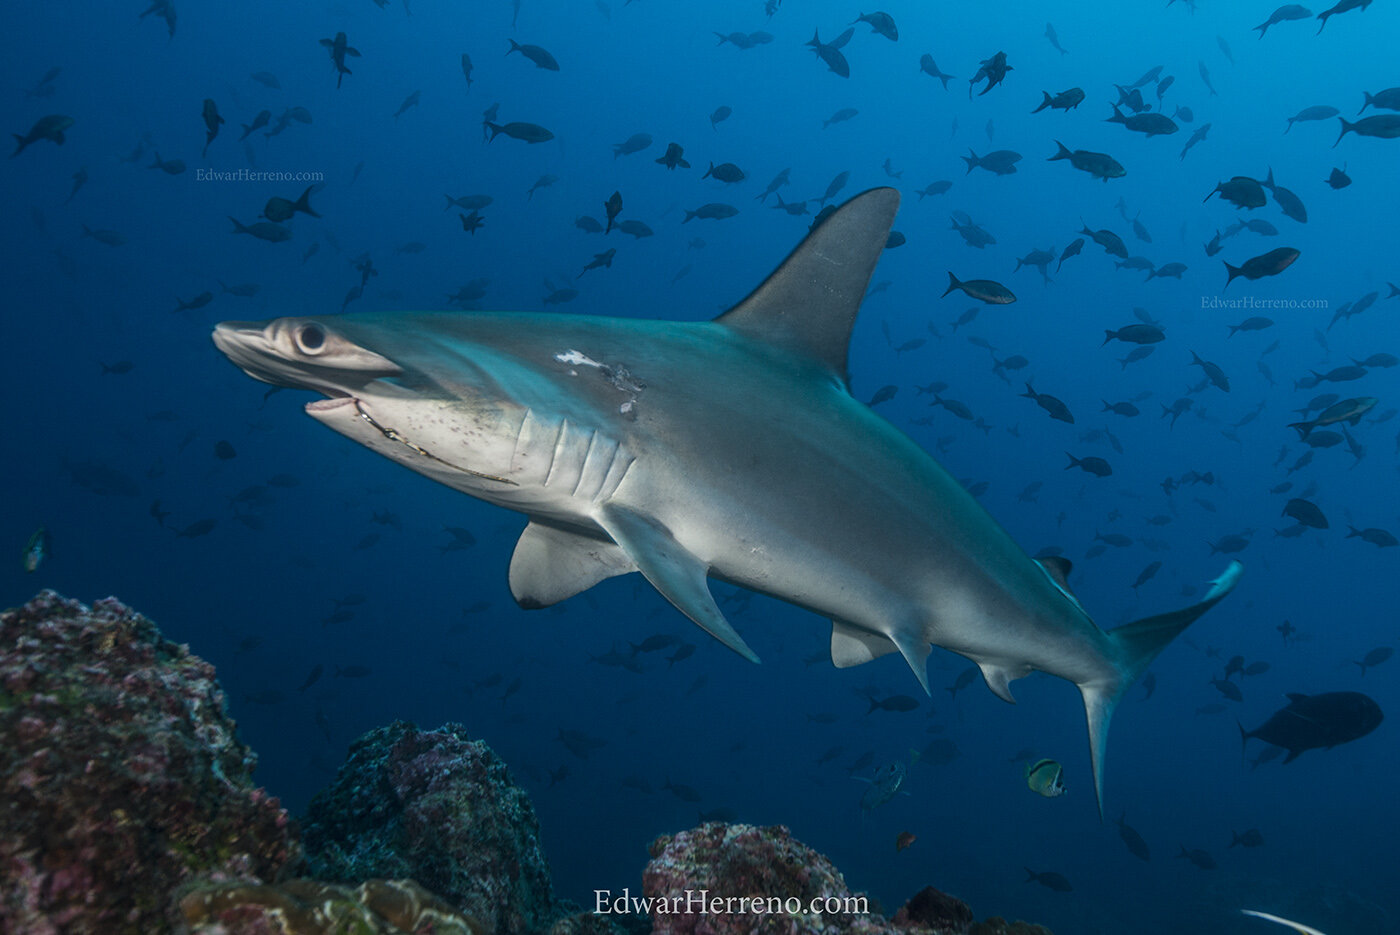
[716,187,899,385]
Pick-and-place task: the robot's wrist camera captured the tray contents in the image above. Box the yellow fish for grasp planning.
[1025,758,1066,797]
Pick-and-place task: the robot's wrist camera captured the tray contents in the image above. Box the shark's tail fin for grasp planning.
[1080,560,1243,821]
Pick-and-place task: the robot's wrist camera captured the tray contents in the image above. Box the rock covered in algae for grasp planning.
[180,877,484,934]
[893,886,975,934]
[0,591,298,935]
[967,919,1053,935]
[642,822,893,935]
[642,823,1043,935]
[301,720,561,935]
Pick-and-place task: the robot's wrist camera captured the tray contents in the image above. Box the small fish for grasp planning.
[201,99,224,157]
[240,110,271,141]
[393,90,421,119]
[507,39,560,71]
[228,217,292,243]
[1241,691,1382,761]
[262,186,320,223]
[1177,846,1216,870]
[942,271,1015,305]
[613,133,652,158]
[1021,383,1075,423]
[318,31,361,89]
[1024,868,1072,892]
[1224,247,1300,290]
[296,664,324,692]
[655,142,689,169]
[12,114,74,157]
[918,54,955,89]
[485,121,554,143]
[1025,758,1066,797]
[702,162,746,183]
[1354,646,1393,674]
[682,203,738,223]
[604,191,623,233]
[895,831,917,852]
[22,527,51,573]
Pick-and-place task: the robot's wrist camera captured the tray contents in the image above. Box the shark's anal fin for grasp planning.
[508,521,637,609]
[597,505,760,663]
[978,660,1029,704]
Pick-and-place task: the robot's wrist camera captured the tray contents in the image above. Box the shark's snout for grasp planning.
[211,320,286,386]
[211,318,403,392]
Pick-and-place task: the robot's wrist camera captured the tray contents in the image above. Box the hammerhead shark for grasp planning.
[212,188,1241,817]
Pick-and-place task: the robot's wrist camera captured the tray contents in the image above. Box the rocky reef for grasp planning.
[300,719,562,935]
[0,591,298,935]
[643,823,1049,935]
[180,877,484,934]
[0,590,1053,935]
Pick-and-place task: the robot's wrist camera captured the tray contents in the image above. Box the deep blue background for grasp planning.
[3,2,1396,933]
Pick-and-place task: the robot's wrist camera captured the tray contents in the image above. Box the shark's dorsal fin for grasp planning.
[1034,555,1074,590]
[508,521,636,609]
[1034,555,1082,611]
[716,187,899,385]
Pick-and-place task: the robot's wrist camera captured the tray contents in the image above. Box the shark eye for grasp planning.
[296,324,326,355]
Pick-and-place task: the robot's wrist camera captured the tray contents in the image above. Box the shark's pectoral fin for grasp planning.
[508,521,637,609]
[597,505,759,663]
[830,620,897,667]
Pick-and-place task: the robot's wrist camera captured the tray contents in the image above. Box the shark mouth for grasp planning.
[312,395,517,488]
[306,396,356,413]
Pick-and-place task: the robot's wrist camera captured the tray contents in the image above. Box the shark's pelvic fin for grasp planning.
[508,521,636,608]
[598,504,760,663]
[830,619,897,667]
[830,620,931,695]
[716,187,899,385]
[1082,560,1245,820]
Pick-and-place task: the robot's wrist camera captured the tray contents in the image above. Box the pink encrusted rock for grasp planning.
[641,822,894,935]
[642,824,990,935]
[0,591,299,935]
[301,720,562,935]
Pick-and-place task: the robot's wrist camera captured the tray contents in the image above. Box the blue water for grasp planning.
[3,2,1396,933]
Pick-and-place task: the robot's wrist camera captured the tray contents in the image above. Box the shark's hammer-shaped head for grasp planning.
[212,315,525,495]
